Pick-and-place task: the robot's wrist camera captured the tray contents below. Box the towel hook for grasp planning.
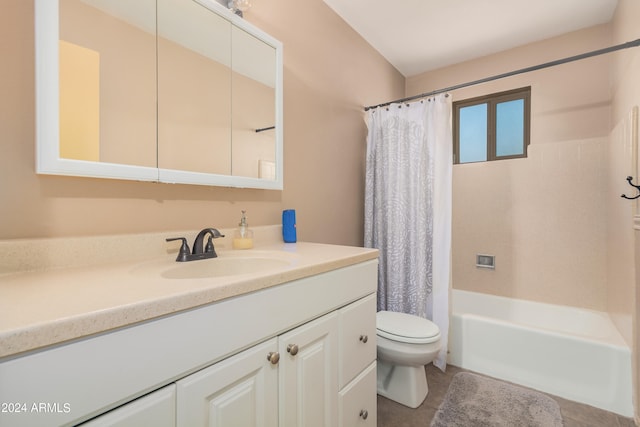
[621,176,640,200]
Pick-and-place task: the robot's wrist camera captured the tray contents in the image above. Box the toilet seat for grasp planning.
[376,311,440,344]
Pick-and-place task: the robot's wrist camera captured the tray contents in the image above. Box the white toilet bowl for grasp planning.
[376,311,441,408]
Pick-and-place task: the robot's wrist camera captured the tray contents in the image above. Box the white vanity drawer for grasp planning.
[339,362,376,427]
[338,293,377,388]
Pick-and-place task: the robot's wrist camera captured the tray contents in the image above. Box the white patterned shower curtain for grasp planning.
[364,94,452,370]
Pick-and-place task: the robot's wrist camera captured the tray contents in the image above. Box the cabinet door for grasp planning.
[338,293,377,388]
[176,338,278,427]
[339,362,377,427]
[279,312,339,427]
[79,385,175,427]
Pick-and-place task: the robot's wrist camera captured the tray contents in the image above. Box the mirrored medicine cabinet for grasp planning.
[35,0,283,189]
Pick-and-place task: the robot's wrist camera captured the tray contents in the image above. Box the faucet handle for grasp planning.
[205,235,215,253]
[204,235,219,258]
[166,237,190,262]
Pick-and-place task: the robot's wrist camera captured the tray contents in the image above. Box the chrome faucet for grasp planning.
[166,228,225,262]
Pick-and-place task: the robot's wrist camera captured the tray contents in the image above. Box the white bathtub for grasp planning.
[449,289,633,417]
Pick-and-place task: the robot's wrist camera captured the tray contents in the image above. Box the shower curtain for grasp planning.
[364,94,452,370]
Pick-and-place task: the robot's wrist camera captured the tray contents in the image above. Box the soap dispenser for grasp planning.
[232,210,254,249]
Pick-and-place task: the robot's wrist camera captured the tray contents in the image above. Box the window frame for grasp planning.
[453,86,531,164]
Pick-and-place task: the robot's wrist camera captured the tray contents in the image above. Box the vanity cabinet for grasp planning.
[174,296,376,427]
[78,295,374,427]
[0,259,377,427]
[177,311,341,427]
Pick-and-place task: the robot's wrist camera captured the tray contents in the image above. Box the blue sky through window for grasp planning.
[496,99,524,156]
[459,103,487,163]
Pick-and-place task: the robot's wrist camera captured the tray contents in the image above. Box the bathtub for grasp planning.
[448,289,633,417]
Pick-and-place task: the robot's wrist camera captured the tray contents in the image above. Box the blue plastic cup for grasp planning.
[282,209,297,243]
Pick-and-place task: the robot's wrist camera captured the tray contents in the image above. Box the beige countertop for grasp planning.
[0,239,378,360]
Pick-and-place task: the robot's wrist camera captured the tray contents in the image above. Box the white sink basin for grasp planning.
[132,250,298,280]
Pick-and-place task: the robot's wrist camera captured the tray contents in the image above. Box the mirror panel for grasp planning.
[59,0,157,168]
[231,26,277,179]
[157,0,232,175]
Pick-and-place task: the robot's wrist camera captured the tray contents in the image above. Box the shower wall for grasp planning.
[610,0,640,420]
[607,108,636,347]
[407,25,612,310]
[450,138,608,310]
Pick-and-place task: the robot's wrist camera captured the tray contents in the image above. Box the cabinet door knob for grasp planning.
[359,335,368,343]
[267,352,280,365]
[359,409,368,420]
[287,344,299,356]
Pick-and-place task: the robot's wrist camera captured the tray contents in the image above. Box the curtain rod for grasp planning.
[364,38,640,112]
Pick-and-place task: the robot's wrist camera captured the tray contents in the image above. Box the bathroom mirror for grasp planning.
[35,0,283,189]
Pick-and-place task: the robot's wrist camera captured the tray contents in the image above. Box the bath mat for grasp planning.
[430,372,563,427]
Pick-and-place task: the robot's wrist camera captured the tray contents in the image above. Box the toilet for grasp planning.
[376,310,441,408]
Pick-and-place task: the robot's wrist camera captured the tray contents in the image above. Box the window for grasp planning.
[453,87,530,164]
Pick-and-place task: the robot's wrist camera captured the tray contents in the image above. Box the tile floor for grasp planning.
[377,364,636,427]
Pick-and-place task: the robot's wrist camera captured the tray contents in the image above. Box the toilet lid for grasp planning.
[376,311,440,344]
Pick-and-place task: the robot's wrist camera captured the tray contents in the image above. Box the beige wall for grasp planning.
[407,25,613,310]
[0,0,404,244]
